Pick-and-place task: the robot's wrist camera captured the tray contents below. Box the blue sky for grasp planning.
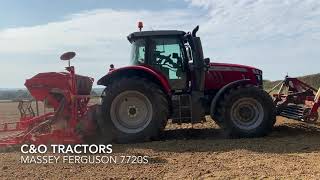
[0,0,320,88]
[0,0,188,28]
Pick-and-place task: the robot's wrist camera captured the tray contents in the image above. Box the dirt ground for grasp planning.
[1,102,320,179]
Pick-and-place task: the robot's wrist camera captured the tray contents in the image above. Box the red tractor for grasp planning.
[96,25,276,143]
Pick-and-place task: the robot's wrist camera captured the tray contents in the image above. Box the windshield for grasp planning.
[130,39,146,65]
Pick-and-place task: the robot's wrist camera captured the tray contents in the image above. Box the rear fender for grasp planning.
[210,79,253,116]
[97,66,171,94]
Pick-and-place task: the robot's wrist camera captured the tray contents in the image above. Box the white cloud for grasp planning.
[0,9,195,55]
[0,1,320,88]
[0,9,198,88]
[187,0,320,79]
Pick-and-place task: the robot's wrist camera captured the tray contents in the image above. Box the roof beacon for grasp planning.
[138,21,143,32]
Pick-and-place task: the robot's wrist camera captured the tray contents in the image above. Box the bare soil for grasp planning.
[1,102,320,179]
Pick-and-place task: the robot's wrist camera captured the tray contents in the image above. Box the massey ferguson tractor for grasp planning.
[96,24,275,143]
[0,24,276,146]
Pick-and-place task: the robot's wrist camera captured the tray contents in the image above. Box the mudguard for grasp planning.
[97,65,171,94]
[210,79,253,116]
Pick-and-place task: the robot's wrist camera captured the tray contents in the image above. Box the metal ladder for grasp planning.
[172,94,193,125]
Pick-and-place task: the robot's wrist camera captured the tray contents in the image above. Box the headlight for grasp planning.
[252,69,262,75]
[255,74,263,87]
[252,69,263,87]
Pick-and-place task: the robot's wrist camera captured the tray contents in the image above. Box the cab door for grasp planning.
[148,37,187,90]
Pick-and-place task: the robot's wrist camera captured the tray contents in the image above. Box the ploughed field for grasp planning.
[1,101,320,179]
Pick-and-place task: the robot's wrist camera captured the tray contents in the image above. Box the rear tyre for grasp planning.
[214,86,275,138]
[98,76,168,143]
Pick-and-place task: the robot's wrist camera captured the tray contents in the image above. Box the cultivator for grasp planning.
[271,76,320,123]
[0,52,97,147]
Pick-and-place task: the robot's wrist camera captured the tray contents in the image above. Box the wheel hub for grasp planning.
[110,91,153,133]
[238,105,255,122]
[128,106,138,118]
[231,97,264,130]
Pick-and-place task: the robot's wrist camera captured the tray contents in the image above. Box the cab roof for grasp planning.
[127,30,186,42]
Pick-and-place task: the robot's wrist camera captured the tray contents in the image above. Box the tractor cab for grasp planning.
[127,26,207,92]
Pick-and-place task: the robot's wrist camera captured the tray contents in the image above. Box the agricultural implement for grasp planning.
[271,76,320,123]
[1,24,277,147]
[0,52,97,147]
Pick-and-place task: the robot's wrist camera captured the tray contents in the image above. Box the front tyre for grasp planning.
[215,86,275,138]
[99,76,169,143]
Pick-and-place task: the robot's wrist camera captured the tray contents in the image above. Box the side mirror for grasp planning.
[204,58,210,65]
[109,64,115,72]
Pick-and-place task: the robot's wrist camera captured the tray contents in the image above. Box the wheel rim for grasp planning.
[110,90,153,133]
[230,97,264,130]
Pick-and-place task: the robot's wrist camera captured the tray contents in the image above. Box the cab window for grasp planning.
[130,39,146,65]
